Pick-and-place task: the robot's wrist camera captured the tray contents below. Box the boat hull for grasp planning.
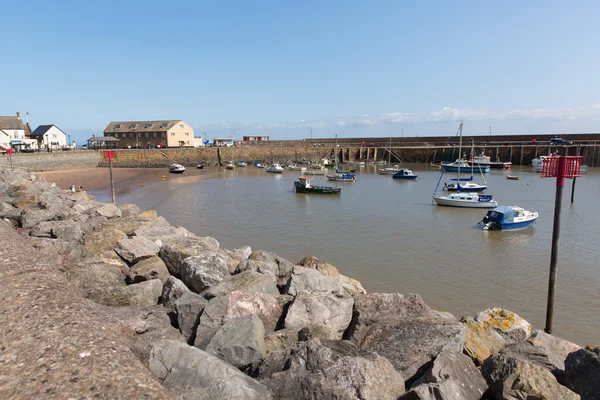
[266,169,283,173]
[484,218,537,231]
[392,175,417,180]
[443,165,490,173]
[169,169,185,174]
[294,182,341,195]
[470,162,511,169]
[433,195,498,208]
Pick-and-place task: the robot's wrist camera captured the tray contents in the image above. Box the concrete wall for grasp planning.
[0,151,101,171]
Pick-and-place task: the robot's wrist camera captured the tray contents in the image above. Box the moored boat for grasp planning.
[478,206,538,231]
[444,181,487,192]
[392,168,417,180]
[378,165,401,175]
[469,153,512,169]
[507,175,521,180]
[443,160,490,173]
[168,163,186,174]
[326,173,356,182]
[289,164,307,172]
[433,192,498,208]
[238,160,247,167]
[266,163,284,173]
[294,177,341,195]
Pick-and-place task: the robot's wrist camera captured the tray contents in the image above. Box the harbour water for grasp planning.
[91,164,600,345]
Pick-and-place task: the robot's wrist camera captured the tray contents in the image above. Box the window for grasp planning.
[114,124,121,129]
[171,133,175,136]
[180,124,184,129]
[145,124,152,129]
[130,133,134,138]
[185,133,189,136]
[52,134,57,139]
[161,123,168,128]
[161,132,166,138]
[145,133,150,138]
[129,124,136,129]
[153,132,157,138]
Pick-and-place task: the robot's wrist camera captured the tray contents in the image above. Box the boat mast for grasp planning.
[457,121,463,177]
[388,134,392,165]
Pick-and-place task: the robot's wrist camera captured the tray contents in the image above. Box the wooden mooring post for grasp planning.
[520,145,524,166]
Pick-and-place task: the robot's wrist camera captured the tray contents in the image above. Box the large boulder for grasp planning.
[134,223,193,242]
[180,251,230,293]
[500,330,581,381]
[206,314,267,370]
[244,250,295,287]
[121,279,163,307]
[65,258,126,301]
[149,340,273,399]
[159,236,220,276]
[263,339,406,400]
[84,227,128,254]
[161,276,190,311]
[20,208,58,229]
[193,295,230,349]
[339,274,367,296]
[407,351,488,400]
[115,236,160,264]
[199,270,280,300]
[30,219,85,242]
[174,291,208,343]
[284,266,347,297]
[482,353,579,400]
[461,307,532,365]
[30,237,88,265]
[564,347,600,399]
[344,293,465,379]
[297,255,340,277]
[118,203,141,217]
[224,245,252,273]
[91,203,122,219]
[284,290,354,339]
[127,256,170,284]
[224,290,290,332]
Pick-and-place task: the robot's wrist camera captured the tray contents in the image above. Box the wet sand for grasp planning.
[39,167,220,197]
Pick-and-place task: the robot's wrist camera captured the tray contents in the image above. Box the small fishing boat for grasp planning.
[294,176,341,195]
[238,160,247,167]
[168,163,186,174]
[378,165,401,175]
[392,168,417,180]
[196,163,204,169]
[225,162,235,170]
[433,192,498,208]
[305,165,327,175]
[469,153,511,169]
[507,175,521,180]
[326,173,356,182]
[289,164,307,172]
[266,163,284,173]
[254,160,264,167]
[478,206,538,231]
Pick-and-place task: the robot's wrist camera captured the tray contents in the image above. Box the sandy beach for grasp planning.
[39,167,220,197]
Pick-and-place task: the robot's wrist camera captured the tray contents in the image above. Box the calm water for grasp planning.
[92,164,600,345]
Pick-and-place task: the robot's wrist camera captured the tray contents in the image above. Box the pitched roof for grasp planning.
[88,136,120,142]
[31,124,66,137]
[0,116,27,130]
[104,120,181,134]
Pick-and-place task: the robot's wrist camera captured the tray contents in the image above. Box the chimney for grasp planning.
[16,112,21,120]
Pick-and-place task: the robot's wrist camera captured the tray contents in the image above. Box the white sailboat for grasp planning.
[378,134,401,174]
[433,122,498,208]
[226,140,235,169]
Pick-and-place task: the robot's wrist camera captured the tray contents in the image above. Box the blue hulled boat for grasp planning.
[392,168,417,180]
[478,206,538,231]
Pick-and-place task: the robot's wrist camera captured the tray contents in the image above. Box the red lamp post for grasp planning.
[541,155,582,334]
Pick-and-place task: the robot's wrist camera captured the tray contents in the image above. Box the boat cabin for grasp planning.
[298,176,312,187]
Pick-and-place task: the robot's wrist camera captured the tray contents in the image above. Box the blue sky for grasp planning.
[3,1,600,143]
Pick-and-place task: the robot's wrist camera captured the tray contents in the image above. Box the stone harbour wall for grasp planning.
[0,166,596,399]
[0,151,101,171]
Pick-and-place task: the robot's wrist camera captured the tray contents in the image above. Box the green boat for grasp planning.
[294,177,341,195]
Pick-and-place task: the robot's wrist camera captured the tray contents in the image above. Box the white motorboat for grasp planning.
[266,163,284,173]
[433,192,498,208]
[444,181,487,192]
[378,165,401,175]
[168,163,186,174]
[225,162,235,170]
[238,160,247,167]
[289,164,307,172]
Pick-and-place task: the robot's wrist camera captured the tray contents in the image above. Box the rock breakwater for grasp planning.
[0,166,595,399]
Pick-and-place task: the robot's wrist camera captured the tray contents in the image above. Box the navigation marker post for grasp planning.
[6,148,14,169]
[541,154,582,334]
[105,150,116,204]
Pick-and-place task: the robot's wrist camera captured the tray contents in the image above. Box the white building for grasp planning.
[0,112,34,150]
[31,125,68,149]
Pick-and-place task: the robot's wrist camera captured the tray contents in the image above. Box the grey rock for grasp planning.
[72,199,101,213]
[161,276,190,311]
[263,339,406,400]
[84,227,128,254]
[174,291,208,342]
[264,327,300,355]
[297,255,340,277]
[101,214,152,236]
[92,203,122,219]
[285,290,354,339]
[118,203,141,217]
[482,353,579,400]
[284,266,347,297]
[299,324,339,341]
[564,347,600,400]
[20,208,58,229]
[123,279,163,307]
[0,202,20,225]
[206,314,267,369]
[180,251,230,293]
[30,237,88,264]
[345,293,464,379]
[193,295,230,349]
[30,220,85,242]
[224,290,291,332]
[65,258,126,303]
[128,256,170,284]
[134,223,193,242]
[231,245,252,260]
[115,236,160,264]
[339,273,367,296]
[159,236,220,277]
[149,340,273,399]
[400,380,472,400]
[200,270,280,300]
[247,249,295,287]
[410,351,487,400]
[235,259,280,283]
